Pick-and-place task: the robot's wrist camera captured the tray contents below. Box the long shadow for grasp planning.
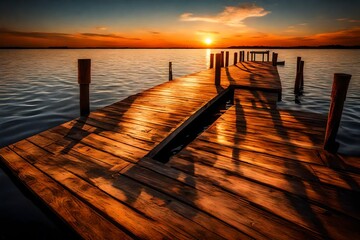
[245,72,331,237]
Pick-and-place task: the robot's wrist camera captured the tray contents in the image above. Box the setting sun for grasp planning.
[204,38,213,45]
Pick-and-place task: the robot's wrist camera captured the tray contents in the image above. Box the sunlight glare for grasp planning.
[204,38,212,45]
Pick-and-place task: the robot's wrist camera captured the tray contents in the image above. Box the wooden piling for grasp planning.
[225,51,229,67]
[78,59,91,116]
[169,62,173,81]
[247,51,249,61]
[221,51,224,67]
[294,60,304,94]
[209,53,214,69]
[295,57,301,88]
[234,52,238,65]
[324,73,352,152]
[272,53,278,66]
[242,51,245,62]
[215,53,221,85]
[239,51,242,62]
[300,61,305,90]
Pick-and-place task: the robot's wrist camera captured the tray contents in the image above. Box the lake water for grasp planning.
[0,49,359,238]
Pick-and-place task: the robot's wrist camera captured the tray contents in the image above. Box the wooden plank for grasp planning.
[169,153,360,220]
[14,140,245,239]
[125,159,320,239]
[0,147,132,240]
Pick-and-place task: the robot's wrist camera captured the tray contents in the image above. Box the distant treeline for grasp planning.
[1,45,360,49]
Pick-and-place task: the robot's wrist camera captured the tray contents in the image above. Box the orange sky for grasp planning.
[1,1,359,48]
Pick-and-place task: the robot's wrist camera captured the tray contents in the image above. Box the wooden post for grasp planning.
[242,51,245,61]
[209,53,214,69]
[300,61,305,90]
[324,73,352,152]
[234,52,238,65]
[225,51,229,67]
[295,56,301,87]
[262,53,264,62]
[272,53,278,66]
[266,51,269,61]
[221,51,224,67]
[239,51,242,62]
[294,60,303,94]
[169,62,173,81]
[247,51,249,61]
[215,53,221,85]
[78,59,91,116]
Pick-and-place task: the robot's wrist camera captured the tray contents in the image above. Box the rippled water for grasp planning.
[1,49,359,155]
[0,49,359,238]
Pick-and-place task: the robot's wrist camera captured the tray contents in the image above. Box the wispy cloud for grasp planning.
[0,28,70,39]
[337,18,360,23]
[196,30,220,35]
[285,23,307,33]
[149,31,161,35]
[180,3,270,27]
[80,33,141,40]
[96,26,107,31]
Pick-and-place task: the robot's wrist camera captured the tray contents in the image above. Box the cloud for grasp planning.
[0,28,70,39]
[180,3,270,27]
[337,18,360,23]
[313,27,360,43]
[96,26,107,31]
[285,23,307,33]
[196,30,220,35]
[80,32,141,40]
[149,31,161,35]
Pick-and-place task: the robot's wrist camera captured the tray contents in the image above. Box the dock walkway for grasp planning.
[1,62,359,239]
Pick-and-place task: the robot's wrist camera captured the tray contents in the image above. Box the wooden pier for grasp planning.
[1,60,359,239]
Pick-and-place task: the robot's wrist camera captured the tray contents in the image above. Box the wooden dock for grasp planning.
[1,61,359,239]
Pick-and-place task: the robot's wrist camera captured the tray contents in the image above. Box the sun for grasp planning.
[204,38,212,45]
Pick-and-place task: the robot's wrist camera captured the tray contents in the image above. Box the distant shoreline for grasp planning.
[1,45,360,50]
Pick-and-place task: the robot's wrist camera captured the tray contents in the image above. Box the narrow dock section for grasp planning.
[1,62,359,239]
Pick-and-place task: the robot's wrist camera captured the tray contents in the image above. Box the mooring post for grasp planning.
[215,53,221,85]
[221,51,224,67]
[234,52,238,65]
[209,53,214,69]
[225,51,229,67]
[323,73,352,152]
[272,53,278,66]
[78,59,91,116]
[294,60,303,94]
[169,62,173,81]
[295,56,301,88]
[300,61,305,90]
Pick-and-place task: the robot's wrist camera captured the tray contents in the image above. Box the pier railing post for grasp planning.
[234,52,238,65]
[221,51,224,67]
[209,53,214,69]
[272,53,278,66]
[78,59,91,116]
[169,62,173,81]
[225,51,229,67]
[215,53,221,85]
[324,73,352,152]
